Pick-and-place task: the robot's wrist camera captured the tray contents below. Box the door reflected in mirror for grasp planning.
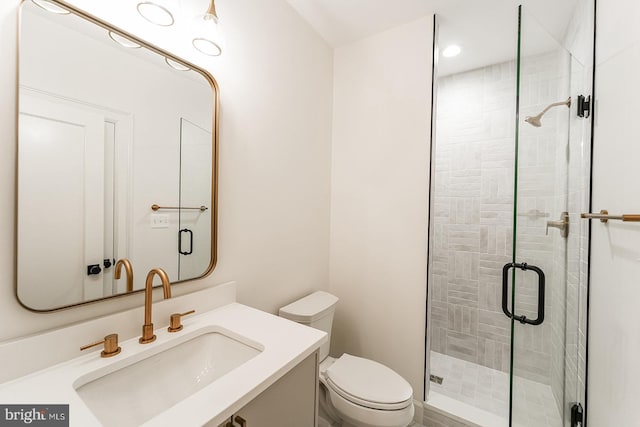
[17,0,218,311]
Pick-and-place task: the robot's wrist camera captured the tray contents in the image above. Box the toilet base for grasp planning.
[318,380,414,427]
[318,357,413,427]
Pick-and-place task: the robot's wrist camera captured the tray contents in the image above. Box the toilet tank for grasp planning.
[279,291,338,362]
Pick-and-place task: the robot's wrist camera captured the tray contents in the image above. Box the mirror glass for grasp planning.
[17,0,217,311]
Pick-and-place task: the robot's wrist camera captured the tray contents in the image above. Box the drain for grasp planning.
[429,374,444,385]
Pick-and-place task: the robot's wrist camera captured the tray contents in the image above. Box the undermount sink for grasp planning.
[74,330,262,427]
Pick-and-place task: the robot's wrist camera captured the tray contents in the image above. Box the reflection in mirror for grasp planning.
[17,0,217,311]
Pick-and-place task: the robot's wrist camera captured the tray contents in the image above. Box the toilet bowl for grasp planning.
[279,291,414,427]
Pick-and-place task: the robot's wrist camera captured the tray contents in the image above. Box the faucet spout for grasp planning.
[139,268,172,344]
[114,258,134,293]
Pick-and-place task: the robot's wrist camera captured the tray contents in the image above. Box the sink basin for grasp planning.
[74,330,261,427]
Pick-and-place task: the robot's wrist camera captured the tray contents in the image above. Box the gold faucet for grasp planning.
[139,268,172,344]
[114,258,134,292]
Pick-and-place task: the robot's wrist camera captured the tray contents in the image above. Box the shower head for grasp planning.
[524,114,543,127]
[524,97,571,128]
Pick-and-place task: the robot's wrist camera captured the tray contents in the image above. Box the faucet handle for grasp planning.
[80,334,121,358]
[168,310,196,332]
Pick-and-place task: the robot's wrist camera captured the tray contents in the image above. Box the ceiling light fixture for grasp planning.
[165,57,191,71]
[137,1,175,27]
[108,31,142,49]
[442,45,462,58]
[192,0,223,57]
[31,0,70,15]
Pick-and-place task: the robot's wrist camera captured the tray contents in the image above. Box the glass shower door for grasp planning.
[426,3,591,425]
[507,6,588,426]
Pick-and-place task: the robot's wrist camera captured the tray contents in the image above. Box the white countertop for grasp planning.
[0,303,327,426]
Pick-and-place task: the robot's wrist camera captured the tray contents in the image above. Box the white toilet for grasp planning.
[279,291,414,427]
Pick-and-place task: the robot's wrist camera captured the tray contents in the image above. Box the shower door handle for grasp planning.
[501,262,545,326]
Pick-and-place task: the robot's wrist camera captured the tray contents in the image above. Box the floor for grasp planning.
[429,352,563,427]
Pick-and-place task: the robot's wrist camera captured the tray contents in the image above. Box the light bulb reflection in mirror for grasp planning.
[108,32,141,49]
[165,57,191,71]
[32,0,70,15]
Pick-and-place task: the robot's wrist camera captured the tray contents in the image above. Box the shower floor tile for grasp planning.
[429,352,562,427]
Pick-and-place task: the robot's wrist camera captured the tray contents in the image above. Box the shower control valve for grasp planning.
[546,212,569,238]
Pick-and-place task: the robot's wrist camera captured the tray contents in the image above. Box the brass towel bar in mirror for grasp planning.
[151,204,209,212]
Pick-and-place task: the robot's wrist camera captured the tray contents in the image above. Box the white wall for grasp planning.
[329,16,433,397]
[0,0,333,340]
[588,0,640,424]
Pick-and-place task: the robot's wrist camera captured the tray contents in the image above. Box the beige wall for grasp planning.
[0,0,333,341]
[329,16,433,398]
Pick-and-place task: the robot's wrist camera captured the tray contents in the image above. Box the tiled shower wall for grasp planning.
[431,61,517,373]
[431,49,571,387]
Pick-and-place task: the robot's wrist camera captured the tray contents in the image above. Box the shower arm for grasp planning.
[536,98,571,117]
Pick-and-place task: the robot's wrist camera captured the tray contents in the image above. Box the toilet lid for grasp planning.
[325,354,413,410]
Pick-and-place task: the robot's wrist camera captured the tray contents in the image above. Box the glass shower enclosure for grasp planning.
[426,2,593,426]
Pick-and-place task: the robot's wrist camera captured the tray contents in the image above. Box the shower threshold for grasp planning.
[426,352,562,427]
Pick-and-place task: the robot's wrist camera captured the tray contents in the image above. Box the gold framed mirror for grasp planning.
[16,0,219,311]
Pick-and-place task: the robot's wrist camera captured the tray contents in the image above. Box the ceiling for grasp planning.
[285,0,439,47]
[286,0,580,75]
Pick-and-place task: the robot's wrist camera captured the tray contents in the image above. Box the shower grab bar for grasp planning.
[581,210,640,223]
[151,204,208,212]
[501,262,545,326]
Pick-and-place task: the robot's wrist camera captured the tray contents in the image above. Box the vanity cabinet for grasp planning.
[212,351,319,427]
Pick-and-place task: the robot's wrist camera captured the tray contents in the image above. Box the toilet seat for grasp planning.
[325,354,413,411]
